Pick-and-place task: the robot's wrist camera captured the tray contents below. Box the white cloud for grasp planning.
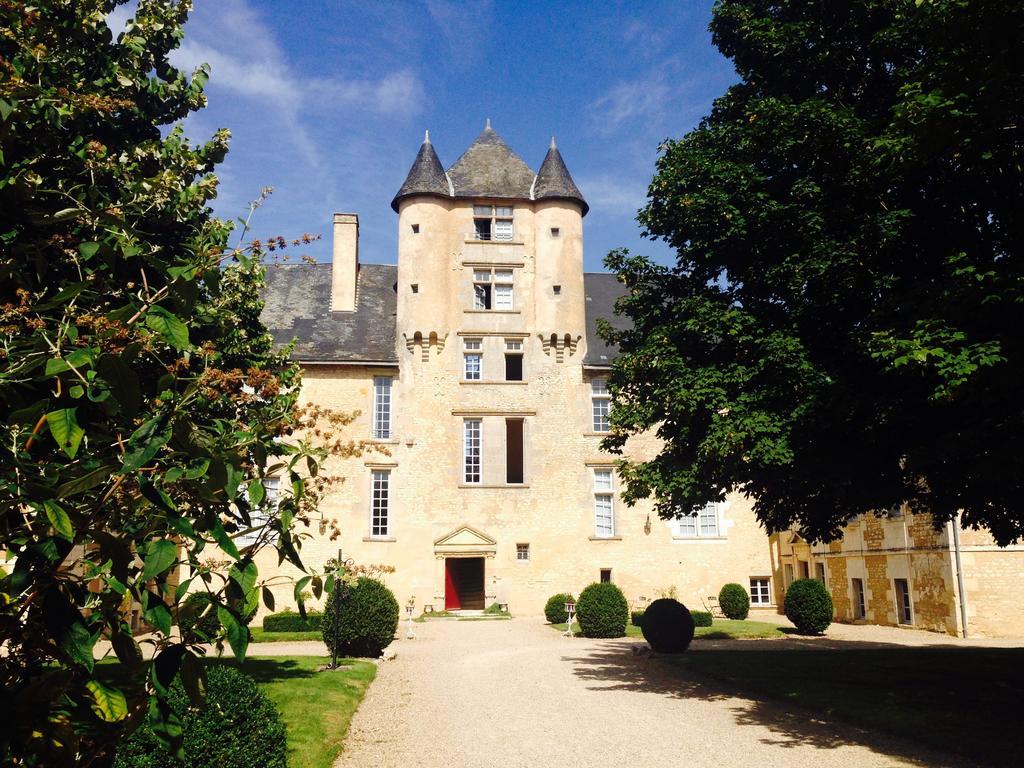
[591,76,673,130]
[425,0,493,64]
[575,174,649,216]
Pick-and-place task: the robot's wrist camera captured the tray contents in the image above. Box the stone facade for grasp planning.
[773,510,1024,637]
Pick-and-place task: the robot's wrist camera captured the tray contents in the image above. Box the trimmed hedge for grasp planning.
[544,593,575,624]
[718,583,751,620]
[784,578,834,634]
[575,582,629,638]
[323,577,399,658]
[640,598,695,653]
[691,610,713,627]
[631,610,646,627]
[263,610,323,632]
[114,666,286,768]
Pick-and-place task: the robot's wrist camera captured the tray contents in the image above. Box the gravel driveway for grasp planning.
[334,617,960,768]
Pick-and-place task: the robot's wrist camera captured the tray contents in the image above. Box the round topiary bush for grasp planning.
[575,582,629,638]
[544,592,575,624]
[114,666,287,768]
[784,578,833,634]
[690,610,713,627]
[640,598,695,653]
[718,583,750,620]
[323,576,400,658]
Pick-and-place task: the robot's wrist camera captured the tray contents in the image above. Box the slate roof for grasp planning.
[391,123,589,215]
[534,138,589,215]
[391,132,451,212]
[583,272,630,367]
[261,263,398,363]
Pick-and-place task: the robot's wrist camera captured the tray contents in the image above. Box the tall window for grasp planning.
[473,204,513,241]
[593,468,614,537]
[504,339,523,381]
[749,578,771,605]
[473,268,513,310]
[851,578,866,619]
[894,578,913,625]
[463,419,482,483]
[464,338,482,380]
[506,418,524,484]
[370,470,390,537]
[238,477,280,547]
[591,379,610,432]
[674,502,723,538]
[815,562,826,582]
[372,377,392,439]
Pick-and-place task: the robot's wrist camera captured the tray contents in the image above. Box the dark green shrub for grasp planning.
[690,610,713,627]
[179,593,256,642]
[640,598,695,653]
[544,593,575,624]
[323,577,399,657]
[262,610,323,632]
[630,610,646,627]
[575,582,628,638]
[718,583,750,620]
[114,666,286,768]
[784,578,834,634]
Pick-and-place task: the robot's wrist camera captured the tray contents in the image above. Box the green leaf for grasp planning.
[218,606,248,662]
[143,593,172,636]
[211,518,240,560]
[43,500,74,541]
[262,585,276,612]
[86,680,128,722]
[0,98,13,120]
[247,477,264,507]
[111,631,143,669]
[179,651,207,707]
[45,347,94,376]
[293,575,312,608]
[46,408,84,458]
[55,465,116,499]
[78,242,101,260]
[145,306,190,350]
[141,539,177,582]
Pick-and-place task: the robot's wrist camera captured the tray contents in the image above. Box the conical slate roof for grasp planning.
[391,123,588,215]
[446,123,537,200]
[534,138,588,215]
[391,131,451,211]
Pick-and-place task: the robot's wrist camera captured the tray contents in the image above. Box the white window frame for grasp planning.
[851,577,866,619]
[464,338,482,380]
[472,268,514,311]
[593,468,615,538]
[372,376,392,439]
[674,502,724,538]
[237,477,281,547]
[473,204,513,241]
[749,577,771,605]
[370,469,390,538]
[463,419,482,483]
[591,379,610,432]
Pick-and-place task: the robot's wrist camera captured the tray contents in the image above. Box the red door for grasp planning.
[444,559,461,610]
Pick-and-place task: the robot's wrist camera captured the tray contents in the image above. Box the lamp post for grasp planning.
[405,598,416,639]
[564,600,576,638]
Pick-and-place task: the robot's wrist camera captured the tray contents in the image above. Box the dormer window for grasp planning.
[473,204,513,241]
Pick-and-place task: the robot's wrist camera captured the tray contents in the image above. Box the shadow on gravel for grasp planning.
[563,642,1020,768]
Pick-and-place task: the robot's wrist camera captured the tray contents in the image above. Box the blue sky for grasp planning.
[110,1,736,270]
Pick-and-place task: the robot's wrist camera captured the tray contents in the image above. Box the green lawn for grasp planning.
[675,647,1024,766]
[231,657,375,768]
[551,619,785,640]
[250,627,323,643]
[101,656,374,768]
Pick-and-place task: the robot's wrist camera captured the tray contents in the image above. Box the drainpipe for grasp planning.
[951,516,969,639]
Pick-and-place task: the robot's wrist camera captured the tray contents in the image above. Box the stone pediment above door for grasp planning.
[434,525,497,558]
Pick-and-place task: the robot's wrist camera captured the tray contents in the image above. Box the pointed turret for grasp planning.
[534,136,588,216]
[445,123,536,200]
[391,131,451,212]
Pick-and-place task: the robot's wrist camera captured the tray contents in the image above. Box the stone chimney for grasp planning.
[331,213,358,312]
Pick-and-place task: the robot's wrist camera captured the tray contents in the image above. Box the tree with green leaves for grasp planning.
[0,2,337,764]
[602,0,1023,544]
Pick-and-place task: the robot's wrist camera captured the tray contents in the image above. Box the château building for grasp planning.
[254,123,774,616]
